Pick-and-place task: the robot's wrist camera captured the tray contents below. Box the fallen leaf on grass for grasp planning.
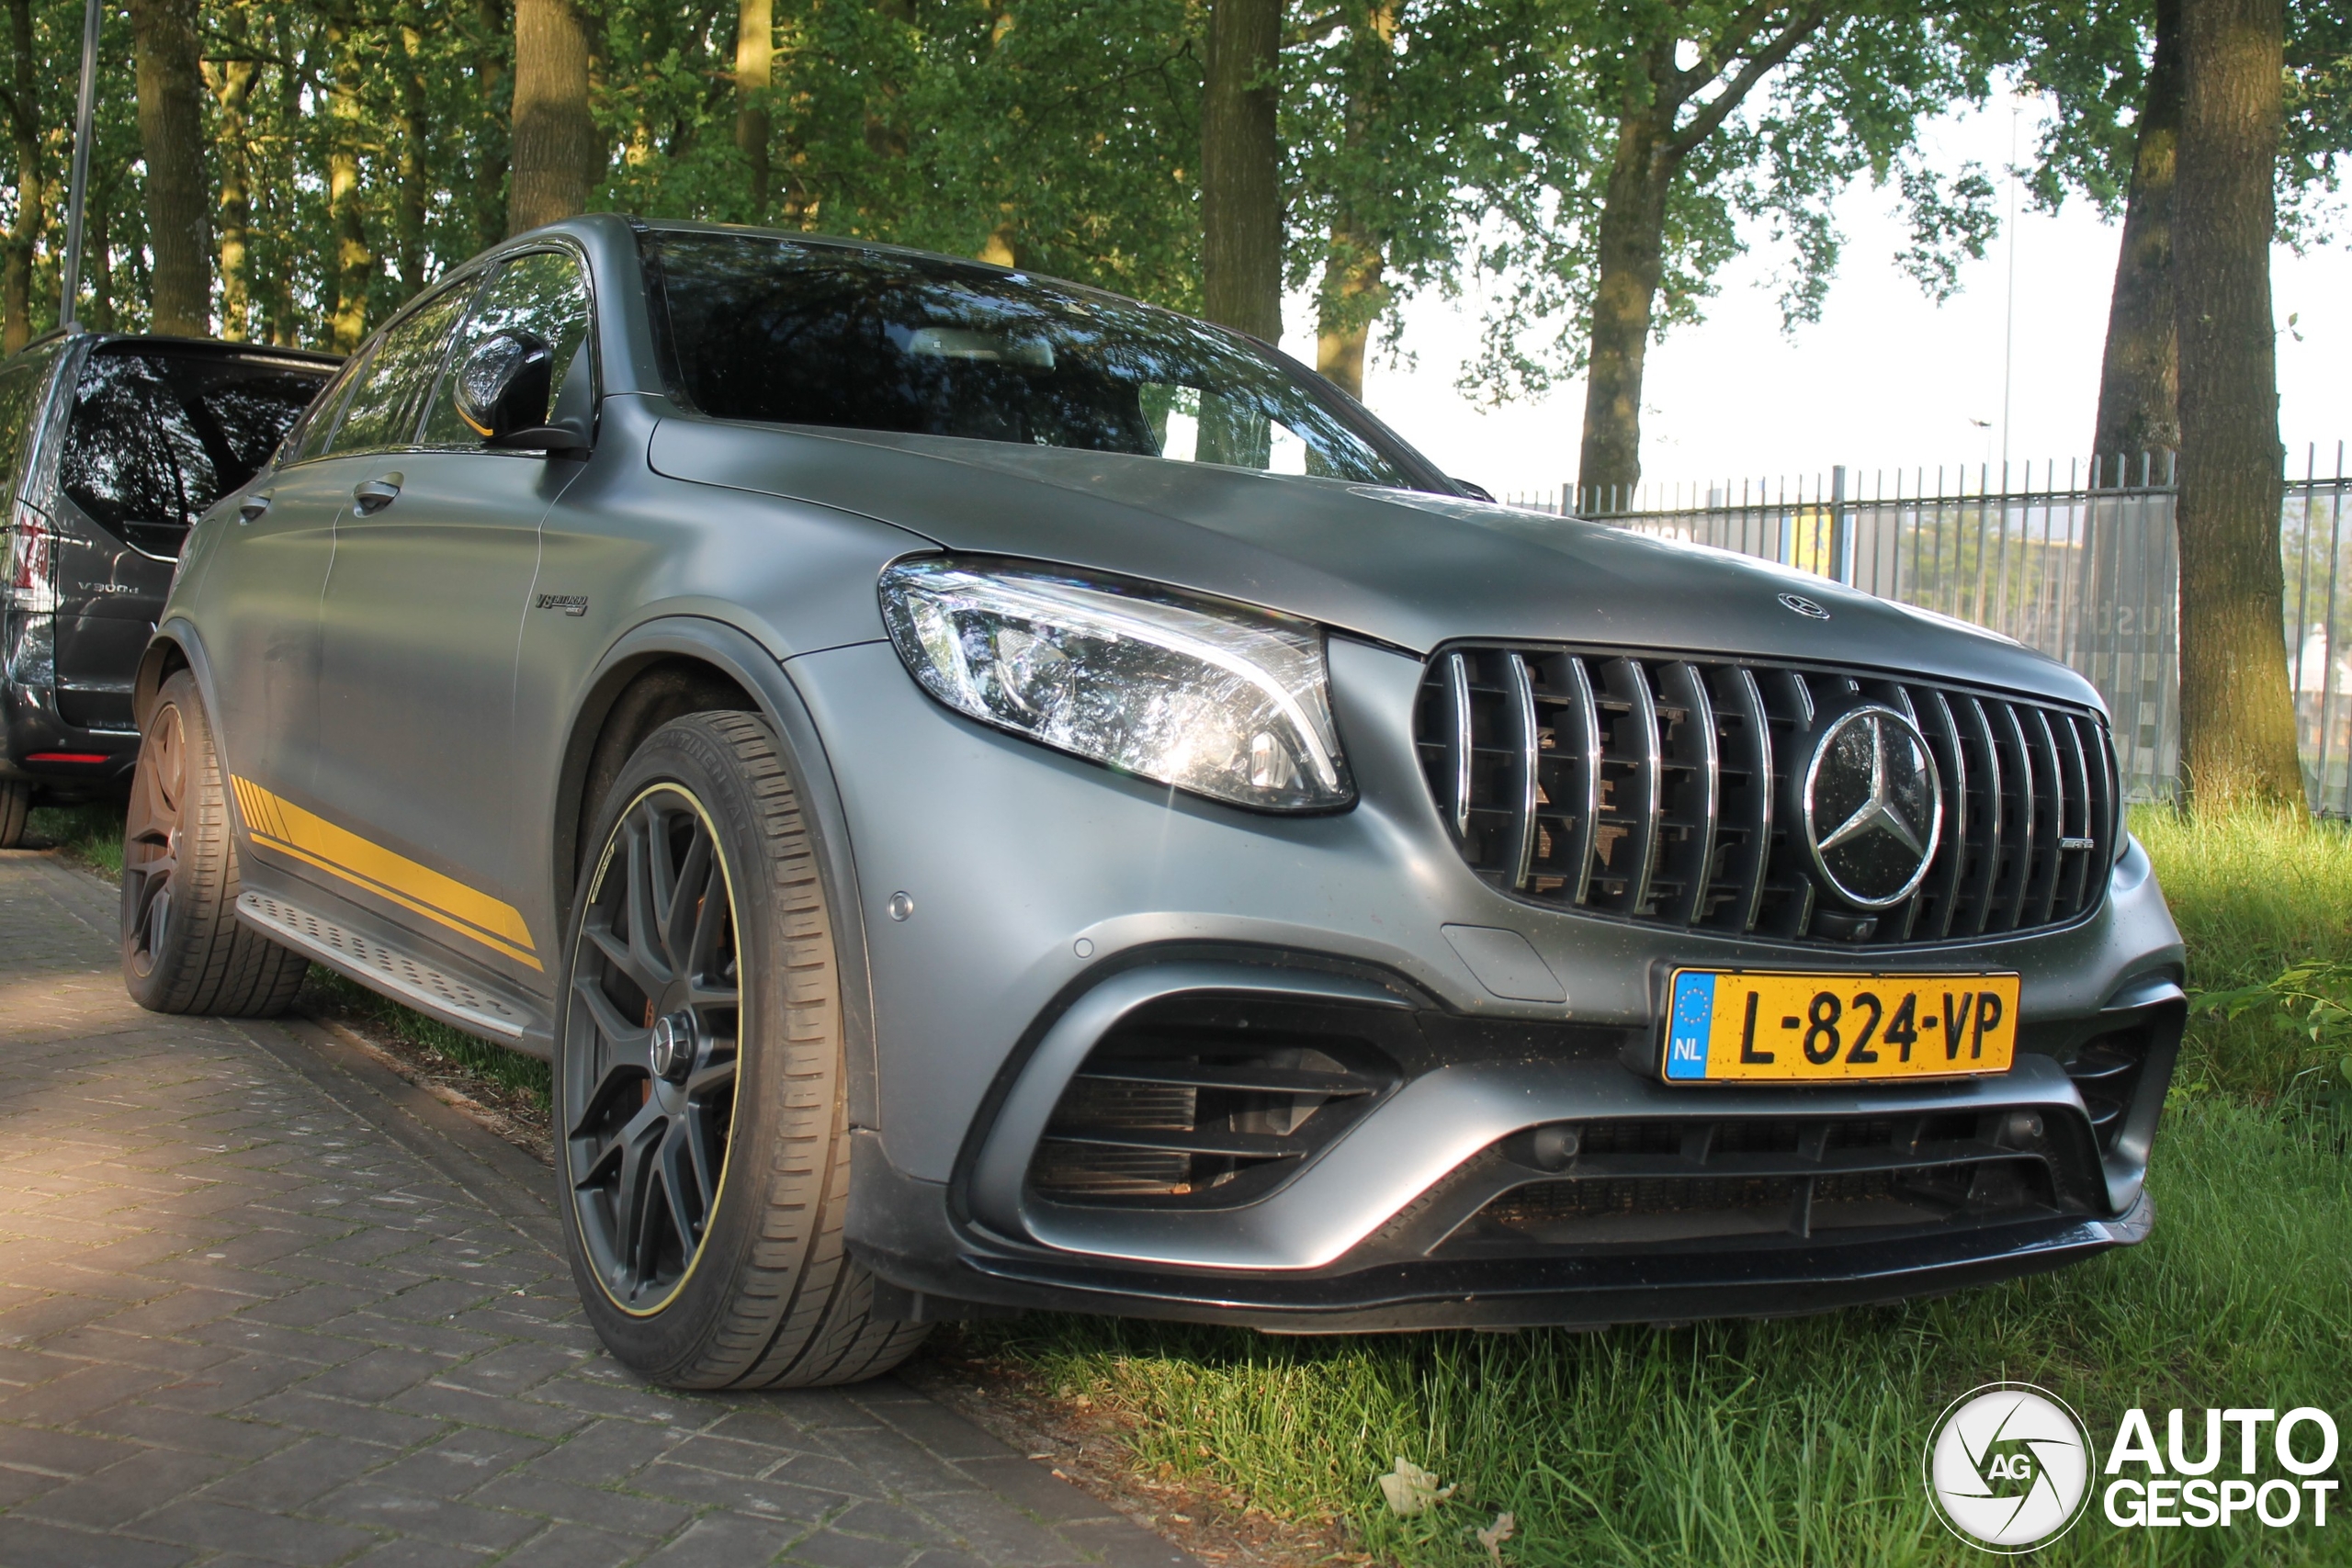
[1476,1511,1516,1565]
[1377,1457,1456,1516]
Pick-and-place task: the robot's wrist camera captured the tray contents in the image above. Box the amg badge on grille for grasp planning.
[1802,705,1943,908]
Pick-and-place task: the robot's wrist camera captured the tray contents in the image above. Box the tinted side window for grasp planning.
[61,349,334,554]
[289,350,371,464]
[421,252,594,447]
[333,283,479,454]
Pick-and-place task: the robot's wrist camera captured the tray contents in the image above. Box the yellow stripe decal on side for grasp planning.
[230,776,542,971]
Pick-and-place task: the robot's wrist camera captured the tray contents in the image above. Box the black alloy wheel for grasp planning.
[123,699,187,979]
[564,784,742,1314]
[119,669,307,1016]
[553,712,928,1389]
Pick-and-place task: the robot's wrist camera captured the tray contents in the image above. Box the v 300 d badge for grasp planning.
[119,216,2187,1390]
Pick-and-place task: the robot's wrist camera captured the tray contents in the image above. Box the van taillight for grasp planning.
[6,500,54,613]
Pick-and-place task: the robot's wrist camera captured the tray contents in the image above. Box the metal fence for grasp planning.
[1504,446,2352,808]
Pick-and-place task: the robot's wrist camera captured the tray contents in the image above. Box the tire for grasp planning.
[554,711,928,1389]
[0,779,28,848]
[120,671,309,1017]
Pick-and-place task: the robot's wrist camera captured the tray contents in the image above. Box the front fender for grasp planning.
[553,615,883,1130]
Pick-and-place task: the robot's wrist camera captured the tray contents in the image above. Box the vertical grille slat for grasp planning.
[1656,662,1719,926]
[1913,691,1969,941]
[1442,651,1473,841]
[1599,659,1665,915]
[2022,708,2067,926]
[1503,654,1543,888]
[1954,696,2005,937]
[1416,646,2117,949]
[1706,665,1774,932]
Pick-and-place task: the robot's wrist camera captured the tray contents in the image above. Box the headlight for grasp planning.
[878,558,1353,811]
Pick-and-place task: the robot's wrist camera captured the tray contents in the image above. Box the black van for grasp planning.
[0,329,337,844]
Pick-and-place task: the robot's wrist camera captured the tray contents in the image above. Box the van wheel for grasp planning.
[554,712,927,1389]
[120,671,309,1016]
[0,780,28,848]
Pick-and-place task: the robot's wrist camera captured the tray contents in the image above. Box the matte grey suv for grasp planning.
[124,215,2185,1390]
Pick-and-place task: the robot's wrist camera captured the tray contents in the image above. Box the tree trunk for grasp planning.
[324,11,374,352]
[394,23,432,292]
[1314,210,1384,400]
[206,18,257,343]
[1577,106,1673,511]
[2173,0,2299,811]
[508,0,597,233]
[2090,0,2184,475]
[475,0,514,249]
[131,0,211,334]
[1200,0,1282,342]
[1,0,40,354]
[734,0,771,219]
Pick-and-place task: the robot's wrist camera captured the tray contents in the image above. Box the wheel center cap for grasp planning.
[649,1011,696,1082]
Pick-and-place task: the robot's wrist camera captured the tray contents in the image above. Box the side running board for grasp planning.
[238,890,533,1043]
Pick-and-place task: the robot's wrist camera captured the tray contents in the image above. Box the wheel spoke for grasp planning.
[623,809,673,992]
[656,1122,705,1252]
[583,915,662,1000]
[609,1107,669,1292]
[662,824,713,978]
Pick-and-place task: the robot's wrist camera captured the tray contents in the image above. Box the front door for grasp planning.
[200,352,372,808]
[311,250,594,982]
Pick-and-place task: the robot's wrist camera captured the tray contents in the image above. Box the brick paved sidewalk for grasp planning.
[0,848,1195,1568]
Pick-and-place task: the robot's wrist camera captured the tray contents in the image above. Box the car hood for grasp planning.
[649,418,2102,708]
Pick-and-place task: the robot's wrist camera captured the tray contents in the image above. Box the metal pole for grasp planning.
[1829,464,1848,584]
[58,0,102,328]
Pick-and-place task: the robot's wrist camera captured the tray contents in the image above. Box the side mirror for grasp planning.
[453,330,589,456]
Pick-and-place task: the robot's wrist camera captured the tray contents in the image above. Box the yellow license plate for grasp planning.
[1661,969,2020,1083]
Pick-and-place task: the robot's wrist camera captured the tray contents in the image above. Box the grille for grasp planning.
[1029,1028,1396,1207]
[1449,1111,2063,1248]
[1413,648,2119,945]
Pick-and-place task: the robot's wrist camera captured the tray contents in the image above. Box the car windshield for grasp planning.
[643,230,1432,489]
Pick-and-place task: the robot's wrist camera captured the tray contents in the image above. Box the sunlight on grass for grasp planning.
[25,801,126,877]
[2134,804,2352,1096]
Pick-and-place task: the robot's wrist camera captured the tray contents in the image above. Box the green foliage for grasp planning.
[1454,1,2008,405]
[2133,803,2352,1097]
[24,800,125,874]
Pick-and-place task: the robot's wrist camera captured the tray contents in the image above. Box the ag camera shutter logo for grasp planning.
[1924,1383,2096,1552]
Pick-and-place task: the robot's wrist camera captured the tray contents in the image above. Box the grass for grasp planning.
[943,807,2352,1566]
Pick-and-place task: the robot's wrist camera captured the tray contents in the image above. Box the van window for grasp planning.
[61,347,333,556]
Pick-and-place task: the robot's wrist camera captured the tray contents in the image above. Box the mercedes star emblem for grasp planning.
[1779,592,1831,620]
[1802,705,1944,908]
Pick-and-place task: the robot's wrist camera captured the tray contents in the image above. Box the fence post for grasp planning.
[1829,466,1848,584]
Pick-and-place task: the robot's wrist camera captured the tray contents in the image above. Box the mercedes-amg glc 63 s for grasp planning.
[121,215,2185,1389]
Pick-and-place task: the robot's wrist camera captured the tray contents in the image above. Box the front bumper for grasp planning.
[787,634,2185,1327]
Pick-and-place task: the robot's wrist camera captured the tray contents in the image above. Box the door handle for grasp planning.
[237,491,272,524]
[352,473,403,515]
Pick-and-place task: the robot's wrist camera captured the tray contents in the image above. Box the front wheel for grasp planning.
[553,711,927,1389]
